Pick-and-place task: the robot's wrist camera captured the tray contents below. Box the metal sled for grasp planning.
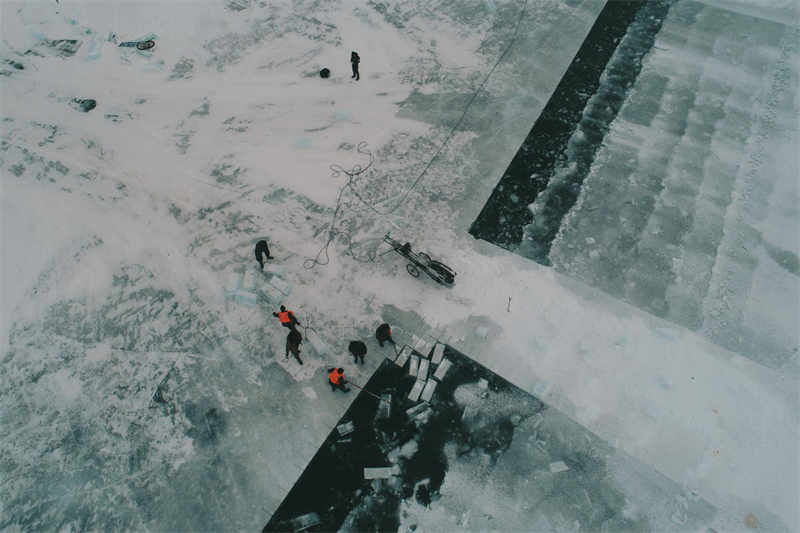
[383,232,456,286]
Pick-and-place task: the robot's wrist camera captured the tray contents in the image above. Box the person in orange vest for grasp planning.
[285,330,303,365]
[375,323,396,348]
[272,305,301,332]
[327,367,350,393]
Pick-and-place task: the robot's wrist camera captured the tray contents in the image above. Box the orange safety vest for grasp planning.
[329,369,343,384]
[278,310,294,324]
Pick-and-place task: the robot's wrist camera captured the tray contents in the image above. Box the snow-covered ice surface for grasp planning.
[1,0,797,531]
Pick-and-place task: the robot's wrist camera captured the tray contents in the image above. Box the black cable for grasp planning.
[306,0,530,269]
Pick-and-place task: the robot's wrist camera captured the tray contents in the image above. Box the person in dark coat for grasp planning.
[273,305,301,332]
[285,330,304,365]
[375,323,395,347]
[350,51,360,81]
[255,239,273,270]
[349,340,367,365]
[328,367,350,393]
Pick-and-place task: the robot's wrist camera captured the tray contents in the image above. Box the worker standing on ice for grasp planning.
[328,367,350,393]
[255,239,273,270]
[273,305,301,332]
[375,323,395,348]
[349,340,367,365]
[285,330,304,365]
[350,51,360,81]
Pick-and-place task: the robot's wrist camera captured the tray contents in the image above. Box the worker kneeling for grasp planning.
[327,367,350,393]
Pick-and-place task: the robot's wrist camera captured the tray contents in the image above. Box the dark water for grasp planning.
[262,347,546,532]
[469,0,671,262]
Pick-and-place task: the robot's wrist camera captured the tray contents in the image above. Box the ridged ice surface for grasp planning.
[523,0,799,369]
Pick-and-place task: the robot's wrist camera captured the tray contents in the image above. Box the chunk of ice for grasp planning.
[406,403,428,418]
[226,272,242,294]
[433,359,451,381]
[337,421,354,436]
[264,264,287,278]
[409,355,419,376]
[475,326,489,338]
[233,290,257,307]
[477,378,488,389]
[407,379,425,402]
[532,379,552,399]
[260,283,284,304]
[417,358,429,380]
[394,346,412,367]
[364,466,398,479]
[432,343,445,364]
[549,461,569,473]
[420,380,437,402]
[377,395,391,419]
[307,330,327,357]
[242,270,256,291]
[417,341,432,358]
[655,327,679,340]
[269,276,292,296]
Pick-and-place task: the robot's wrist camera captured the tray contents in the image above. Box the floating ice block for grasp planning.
[417,358,429,380]
[394,346,412,367]
[408,355,419,376]
[549,461,569,473]
[264,264,287,278]
[233,290,257,307]
[406,403,428,418]
[269,276,292,296]
[260,283,283,304]
[290,512,321,532]
[364,466,397,479]
[433,358,451,381]
[420,380,437,402]
[432,343,445,364]
[336,421,354,436]
[226,272,242,294]
[242,270,256,291]
[377,395,391,419]
[307,330,327,357]
[475,326,489,338]
[407,379,425,402]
